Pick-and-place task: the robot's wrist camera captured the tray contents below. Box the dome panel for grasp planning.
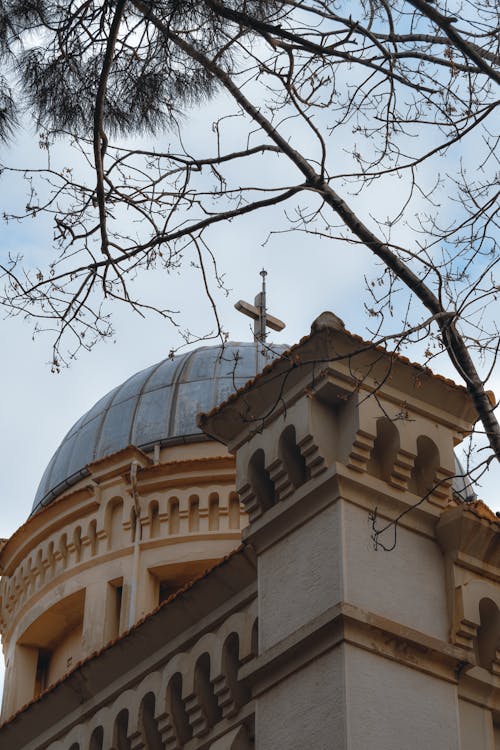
[170,379,217,437]
[214,378,246,406]
[218,349,259,380]
[44,430,80,491]
[109,364,157,405]
[183,346,222,381]
[141,355,187,393]
[66,416,103,474]
[78,388,118,430]
[130,386,175,448]
[31,342,287,516]
[94,396,140,458]
[34,454,58,509]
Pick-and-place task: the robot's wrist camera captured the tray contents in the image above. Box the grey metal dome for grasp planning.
[31,339,475,517]
[453,455,477,503]
[32,342,287,516]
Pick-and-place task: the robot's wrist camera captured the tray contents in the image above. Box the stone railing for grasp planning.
[0,483,243,638]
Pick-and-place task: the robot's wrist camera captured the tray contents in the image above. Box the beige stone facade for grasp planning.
[0,313,499,749]
[0,440,243,721]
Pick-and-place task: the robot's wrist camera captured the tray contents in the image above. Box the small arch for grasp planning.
[106,580,123,641]
[34,649,51,697]
[409,435,440,496]
[25,556,36,597]
[105,497,124,549]
[222,632,250,713]
[68,743,80,750]
[89,726,103,750]
[35,548,45,586]
[279,425,310,489]
[140,692,163,750]
[194,653,221,729]
[114,708,131,750]
[476,598,500,671]
[59,534,68,567]
[47,541,56,574]
[168,497,180,534]
[17,564,26,598]
[368,418,400,482]
[228,492,241,530]
[149,500,160,539]
[251,619,259,658]
[189,495,200,532]
[248,449,275,512]
[73,526,82,563]
[87,519,98,556]
[209,493,220,531]
[167,672,191,745]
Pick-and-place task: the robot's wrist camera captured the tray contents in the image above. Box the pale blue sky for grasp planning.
[1,93,499,698]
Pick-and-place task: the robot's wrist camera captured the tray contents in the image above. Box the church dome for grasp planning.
[32,342,286,516]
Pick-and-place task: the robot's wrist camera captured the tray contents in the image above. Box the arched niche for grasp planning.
[139,692,163,750]
[476,598,500,671]
[189,495,200,532]
[278,425,310,489]
[228,492,241,529]
[17,588,85,699]
[251,619,259,658]
[72,526,83,563]
[104,497,124,550]
[87,519,98,556]
[367,418,400,482]
[166,672,191,745]
[209,493,220,531]
[168,497,180,535]
[113,708,131,750]
[89,725,103,750]
[222,632,250,714]
[248,449,275,513]
[148,500,160,539]
[409,435,440,497]
[194,652,221,729]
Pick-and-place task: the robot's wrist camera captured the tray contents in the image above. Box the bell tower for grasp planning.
[201,311,500,750]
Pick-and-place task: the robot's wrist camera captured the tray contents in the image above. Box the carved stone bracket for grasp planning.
[492,650,500,678]
[129,730,146,750]
[268,458,293,503]
[185,692,209,737]
[156,711,182,749]
[428,468,453,508]
[347,430,375,473]
[213,673,237,718]
[298,433,327,478]
[389,449,415,490]
[237,481,261,523]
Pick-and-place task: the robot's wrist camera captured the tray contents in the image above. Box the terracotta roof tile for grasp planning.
[463,499,499,524]
[444,498,499,524]
[198,318,468,427]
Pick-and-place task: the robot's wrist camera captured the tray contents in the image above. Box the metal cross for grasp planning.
[234,269,286,343]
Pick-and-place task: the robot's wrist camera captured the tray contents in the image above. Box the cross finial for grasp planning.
[235,269,286,343]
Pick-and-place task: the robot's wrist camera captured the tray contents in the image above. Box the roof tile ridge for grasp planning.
[198,320,468,427]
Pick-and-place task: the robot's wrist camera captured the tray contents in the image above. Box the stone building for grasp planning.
[0,312,499,749]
